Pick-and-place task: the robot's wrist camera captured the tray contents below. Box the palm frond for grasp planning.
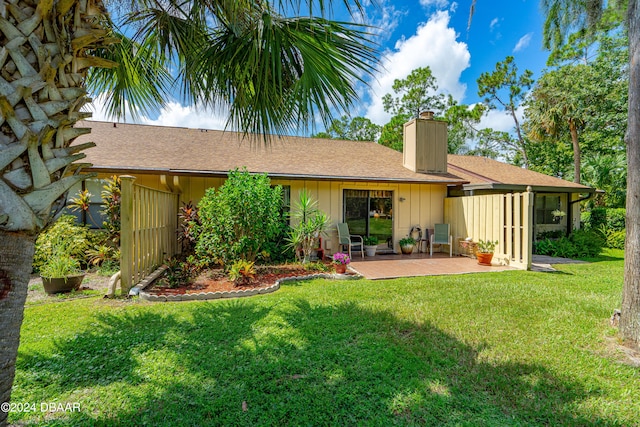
[88,30,173,120]
[188,12,378,138]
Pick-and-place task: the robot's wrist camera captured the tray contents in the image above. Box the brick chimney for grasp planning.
[402,111,448,174]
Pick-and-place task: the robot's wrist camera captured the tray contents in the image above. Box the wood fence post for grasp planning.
[523,186,534,270]
[120,175,136,295]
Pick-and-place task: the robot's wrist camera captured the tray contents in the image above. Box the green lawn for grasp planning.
[10,249,639,426]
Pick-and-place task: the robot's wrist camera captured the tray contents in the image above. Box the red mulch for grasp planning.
[147,264,329,296]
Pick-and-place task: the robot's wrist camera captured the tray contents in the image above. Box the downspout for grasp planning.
[568,192,596,233]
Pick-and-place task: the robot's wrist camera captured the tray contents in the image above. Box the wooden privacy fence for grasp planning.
[444,190,534,269]
[120,176,179,292]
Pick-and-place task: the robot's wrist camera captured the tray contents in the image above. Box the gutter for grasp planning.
[87,166,467,185]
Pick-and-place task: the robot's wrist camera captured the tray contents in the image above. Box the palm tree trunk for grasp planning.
[0,2,112,424]
[569,119,581,184]
[621,0,640,349]
[0,232,35,426]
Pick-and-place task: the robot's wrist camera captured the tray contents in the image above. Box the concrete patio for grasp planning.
[347,252,586,280]
[348,252,515,280]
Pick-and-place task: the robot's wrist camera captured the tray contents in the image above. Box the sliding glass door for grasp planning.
[344,190,393,251]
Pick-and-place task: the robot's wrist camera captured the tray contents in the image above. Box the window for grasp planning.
[535,194,562,225]
[343,189,393,248]
[64,179,107,229]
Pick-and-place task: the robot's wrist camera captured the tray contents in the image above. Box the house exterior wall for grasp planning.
[93,172,448,255]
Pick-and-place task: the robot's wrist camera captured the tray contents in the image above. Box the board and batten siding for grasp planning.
[444,191,533,270]
[97,172,448,255]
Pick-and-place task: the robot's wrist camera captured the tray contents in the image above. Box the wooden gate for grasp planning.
[444,191,534,269]
[120,176,179,292]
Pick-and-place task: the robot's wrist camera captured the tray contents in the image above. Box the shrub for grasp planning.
[33,216,92,272]
[101,175,121,246]
[582,207,625,232]
[536,230,564,240]
[606,208,626,232]
[533,230,603,258]
[607,230,626,250]
[228,260,256,286]
[285,190,330,263]
[178,201,200,254]
[196,169,284,267]
[163,255,202,288]
[585,208,607,230]
[568,229,604,257]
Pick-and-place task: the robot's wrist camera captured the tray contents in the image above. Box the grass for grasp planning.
[10,249,639,426]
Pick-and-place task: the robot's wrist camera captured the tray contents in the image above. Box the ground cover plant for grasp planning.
[10,249,640,426]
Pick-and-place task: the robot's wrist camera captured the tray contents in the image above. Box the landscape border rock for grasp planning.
[138,269,361,302]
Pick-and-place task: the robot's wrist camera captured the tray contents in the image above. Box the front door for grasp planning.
[343,190,394,252]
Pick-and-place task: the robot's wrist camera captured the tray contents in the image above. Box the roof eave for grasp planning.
[459,183,595,193]
[87,166,466,185]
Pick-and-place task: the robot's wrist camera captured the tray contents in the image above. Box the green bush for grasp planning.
[568,229,604,257]
[534,230,603,258]
[195,169,285,267]
[582,207,625,232]
[606,208,626,232]
[33,216,92,272]
[606,230,626,250]
[163,255,202,288]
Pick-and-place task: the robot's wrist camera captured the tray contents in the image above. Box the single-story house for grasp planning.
[71,114,593,269]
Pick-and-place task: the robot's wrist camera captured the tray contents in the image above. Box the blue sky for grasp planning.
[89,0,550,134]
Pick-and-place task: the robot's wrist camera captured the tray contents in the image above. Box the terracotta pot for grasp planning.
[400,244,414,255]
[334,263,347,274]
[476,252,494,266]
[41,274,85,294]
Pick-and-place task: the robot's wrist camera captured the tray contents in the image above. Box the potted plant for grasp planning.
[363,236,379,257]
[39,241,85,294]
[332,252,351,274]
[399,236,416,255]
[551,209,566,223]
[476,239,498,266]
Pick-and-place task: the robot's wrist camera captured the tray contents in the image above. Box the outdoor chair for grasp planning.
[430,223,452,257]
[337,223,364,259]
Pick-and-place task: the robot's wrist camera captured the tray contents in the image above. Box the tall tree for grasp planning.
[443,96,486,154]
[312,116,381,141]
[525,31,628,184]
[540,0,640,349]
[0,1,378,424]
[382,66,446,119]
[525,64,592,183]
[477,56,534,167]
[378,114,409,152]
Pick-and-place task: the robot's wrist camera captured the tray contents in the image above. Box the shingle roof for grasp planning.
[447,154,593,192]
[76,121,465,184]
[74,120,592,192]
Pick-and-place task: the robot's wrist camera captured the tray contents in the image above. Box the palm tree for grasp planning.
[0,1,378,423]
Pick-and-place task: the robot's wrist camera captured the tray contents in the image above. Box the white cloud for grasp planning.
[419,0,450,8]
[365,11,471,125]
[513,32,533,52]
[478,106,525,133]
[489,17,499,31]
[84,94,230,130]
[363,1,405,41]
[140,102,229,130]
[449,2,458,12]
